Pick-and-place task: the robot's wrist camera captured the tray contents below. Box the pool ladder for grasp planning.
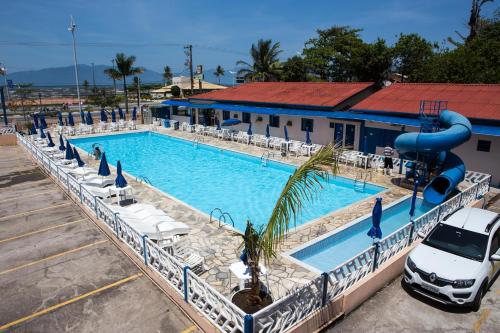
[136,175,152,185]
[193,135,204,148]
[354,171,368,192]
[261,151,276,167]
[209,208,235,228]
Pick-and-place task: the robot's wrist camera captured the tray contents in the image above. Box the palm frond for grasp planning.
[262,143,340,259]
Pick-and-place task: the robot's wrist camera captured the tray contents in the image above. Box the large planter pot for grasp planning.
[231,288,273,314]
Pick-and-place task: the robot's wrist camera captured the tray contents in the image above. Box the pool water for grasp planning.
[290,197,435,272]
[71,132,385,232]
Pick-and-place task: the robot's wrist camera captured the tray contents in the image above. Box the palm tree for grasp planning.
[163,66,173,85]
[236,39,282,82]
[104,53,144,113]
[235,143,341,311]
[213,65,225,84]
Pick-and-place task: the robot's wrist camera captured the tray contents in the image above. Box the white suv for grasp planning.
[404,207,500,311]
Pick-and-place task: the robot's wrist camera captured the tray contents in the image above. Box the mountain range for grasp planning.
[6,65,236,86]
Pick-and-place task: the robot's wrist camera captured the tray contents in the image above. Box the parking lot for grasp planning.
[0,146,199,332]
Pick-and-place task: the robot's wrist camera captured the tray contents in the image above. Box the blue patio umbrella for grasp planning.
[57,111,63,126]
[100,108,108,122]
[305,127,312,145]
[47,132,55,147]
[284,125,289,141]
[40,114,48,129]
[73,147,85,167]
[33,114,39,129]
[115,161,128,188]
[80,110,85,123]
[118,107,124,120]
[132,107,137,121]
[367,197,383,239]
[409,180,419,218]
[265,124,270,138]
[247,123,252,135]
[58,134,65,151]
[111,109,116,122]
[39,126,46,139]
[65,140,74,160]
[216,118,221,130]
[98,153,111,177]
[221,119,241,126]
[68,112,75,126]
[86,111,93,125]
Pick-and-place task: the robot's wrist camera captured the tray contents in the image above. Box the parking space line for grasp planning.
[180,325,197,333]
[0,202,72,221]
[0,273,143,330]
[0,219,86,245]
[1,190,59,203]
[0,240,108,276]
[473,308,491,333]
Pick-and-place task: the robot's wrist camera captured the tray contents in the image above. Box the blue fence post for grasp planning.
[142,235,148,266]
[372,241,380,272]
[79,184,83,203]
[399,158,403,175]
[94,196,98,216]
[321,272,329,306]
[183,266,190,302]
[244,314,254,333]
[408,220,415,245]
[114,213,119,237]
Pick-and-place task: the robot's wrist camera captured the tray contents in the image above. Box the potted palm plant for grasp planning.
[232,143,340,313]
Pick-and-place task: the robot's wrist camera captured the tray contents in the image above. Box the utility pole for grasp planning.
[38,92,42,111]
[0,63,10,101]
[68,15,82,114]
[184,45,194,95]
[1,86,7,125]
[91,62,96,92]
[111,59,117,95]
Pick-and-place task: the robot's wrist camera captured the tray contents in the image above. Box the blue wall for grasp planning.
[362,126,405,154]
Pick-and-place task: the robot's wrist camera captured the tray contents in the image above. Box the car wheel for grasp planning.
[471,282,486,312]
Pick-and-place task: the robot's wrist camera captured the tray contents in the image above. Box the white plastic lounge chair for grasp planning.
[81,176,114,187]
[172,242,205,274]
[289,141,303,157]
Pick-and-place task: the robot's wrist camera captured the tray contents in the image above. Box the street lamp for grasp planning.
[0,63,9,101]
[229,71,237,86]
[68,15,82,113]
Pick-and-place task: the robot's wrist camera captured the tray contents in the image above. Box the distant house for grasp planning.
[151,76,226,100]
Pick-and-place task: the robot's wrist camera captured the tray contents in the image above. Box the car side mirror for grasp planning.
[490,254,500,261]
[417,231,426,239]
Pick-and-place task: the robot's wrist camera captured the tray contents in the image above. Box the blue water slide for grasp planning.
[394,110,472,204]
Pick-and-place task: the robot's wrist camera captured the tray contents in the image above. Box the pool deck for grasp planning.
[66,125,418,298]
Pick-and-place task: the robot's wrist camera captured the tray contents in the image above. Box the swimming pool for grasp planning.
[71,132,385,232]
[288,196,435,273]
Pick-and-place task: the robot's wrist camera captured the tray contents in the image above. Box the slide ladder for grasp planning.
[260,151,276,167]
[354,171,368,192]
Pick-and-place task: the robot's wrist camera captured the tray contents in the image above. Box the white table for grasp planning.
[302,144,314,156]
[357,155,369,170]
[229,261,268,291]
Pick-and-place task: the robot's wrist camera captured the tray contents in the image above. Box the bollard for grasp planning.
[244,314,254,333]
[183,266,190,302]
[321,272,329,306]
[142,235,148,266]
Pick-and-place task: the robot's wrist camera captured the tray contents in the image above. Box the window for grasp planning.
[301,118,314,132]
[173,106,189,116]
[269,115,280,128]
[490,229,500,256]
[477,140,491,152]
[242,112,251,124]
[223,111,230,120]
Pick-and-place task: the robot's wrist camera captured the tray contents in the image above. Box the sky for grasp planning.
[0,0,498,74]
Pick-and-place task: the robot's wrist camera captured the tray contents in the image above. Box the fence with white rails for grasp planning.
[17,133,491,333]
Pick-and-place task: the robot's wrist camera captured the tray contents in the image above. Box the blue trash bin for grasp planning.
[163,119,170,128]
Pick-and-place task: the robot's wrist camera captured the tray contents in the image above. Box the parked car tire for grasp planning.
[471,281,487,312]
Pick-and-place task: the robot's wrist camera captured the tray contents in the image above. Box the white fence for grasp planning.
[17,133,492,333]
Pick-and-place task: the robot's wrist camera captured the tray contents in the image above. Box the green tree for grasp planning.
[281,56,308,82]
[303,26,364,81]
[237,39,282,82]
[104,53,144,113]
[213,65,225,84]
[393,33,437,82]
[171,85,181,97]
[87,88,122,108]
[163,65,173,85]
[352,38,393,84]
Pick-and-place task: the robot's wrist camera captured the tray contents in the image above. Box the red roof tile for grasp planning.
[352,83,500,121]
[191,82,373,108]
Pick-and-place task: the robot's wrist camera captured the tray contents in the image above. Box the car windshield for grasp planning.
[423,223,488,261]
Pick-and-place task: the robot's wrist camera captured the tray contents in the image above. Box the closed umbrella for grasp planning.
[86,111,93,125]
[100,108,108,122]
[30,126,37,135]
[132,107,137,121]
[40,114,47,129]
[215,118,221,130]
[68,112,75,126]
[57,111,63,126]
[247,123,252,135]
[47,132,55,147]
[58,134,65,151]
[409,180,419,218]
[265,124,270,138]
[80,110,85,123]
[115,161,128,188]
[305,127,311,145]
[73,147,85,167]
[98,152,111,177]
[118,108,124,120]
[33,114,39,129]
[111,109,116,122]
[284,125,289,141]
[367,197,383,239]
[65,140,74,160]
[39,126,46,139]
